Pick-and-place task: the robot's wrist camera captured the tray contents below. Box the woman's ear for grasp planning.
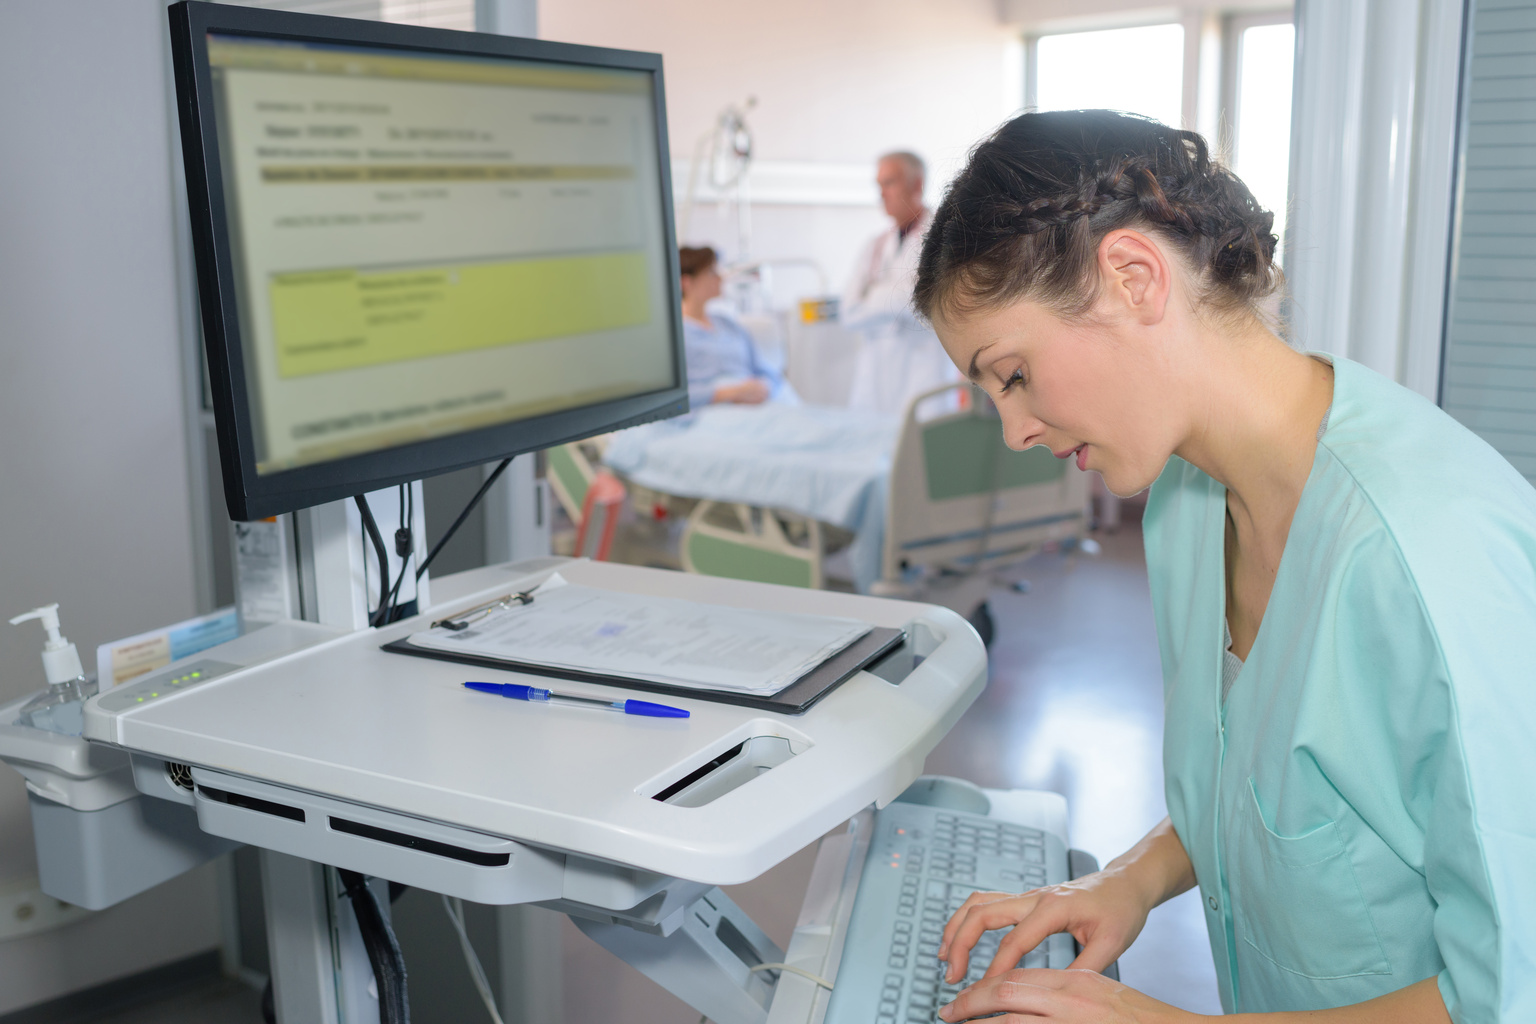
[1098,230,1172,325]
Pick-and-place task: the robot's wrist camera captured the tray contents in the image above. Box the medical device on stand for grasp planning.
[681,97,756,258]
[0,8,1097,1023]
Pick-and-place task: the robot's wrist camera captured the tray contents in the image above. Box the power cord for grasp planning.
[354,495,393,628]
[414,457,512,582]
[337,869,410,1024]
[378,482,414,627]
[440,895,506,1024]
[359,457,512,627]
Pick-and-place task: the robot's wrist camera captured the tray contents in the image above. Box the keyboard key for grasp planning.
[1024,847,1045,864]
[879,1000,898,1016]
[886,974,905,988]
[915,965,939,982]
[906,1009,931,1023]
[878,1016,896,1024]
[889,955,909,969]
[895,921,913,933]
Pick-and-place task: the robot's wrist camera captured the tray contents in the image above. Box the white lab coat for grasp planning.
[840,208,958,415]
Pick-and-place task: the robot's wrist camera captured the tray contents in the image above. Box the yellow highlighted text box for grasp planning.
[270,251,651,378]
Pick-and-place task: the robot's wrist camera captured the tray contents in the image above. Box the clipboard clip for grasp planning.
[431,588,536,632]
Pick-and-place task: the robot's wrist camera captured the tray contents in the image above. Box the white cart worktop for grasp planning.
[82,559,986,885]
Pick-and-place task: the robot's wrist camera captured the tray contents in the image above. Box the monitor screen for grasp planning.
[170,3,686,519]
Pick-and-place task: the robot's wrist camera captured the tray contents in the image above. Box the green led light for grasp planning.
[136,697,144,703]
[150,692,158,697]
[191,671,202,678]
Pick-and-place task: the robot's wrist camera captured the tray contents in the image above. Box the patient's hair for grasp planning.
[678,245,718,277]
[913,110,1280,325]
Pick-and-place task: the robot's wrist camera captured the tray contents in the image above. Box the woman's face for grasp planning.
[933,297,1182,498]
[682,264,723,304]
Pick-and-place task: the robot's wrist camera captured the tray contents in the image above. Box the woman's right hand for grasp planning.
[936,867,1155,982]
[713,379,771,404]
[937,817,1197,983]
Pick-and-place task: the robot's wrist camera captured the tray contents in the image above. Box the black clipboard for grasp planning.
[381,625,907,715]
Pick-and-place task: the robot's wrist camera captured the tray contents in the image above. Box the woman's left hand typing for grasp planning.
[936,968,1198,1024]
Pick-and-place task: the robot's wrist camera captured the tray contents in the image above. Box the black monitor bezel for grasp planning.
[168,1,688,521]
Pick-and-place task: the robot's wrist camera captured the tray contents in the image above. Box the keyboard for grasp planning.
[822,798,1075,1024]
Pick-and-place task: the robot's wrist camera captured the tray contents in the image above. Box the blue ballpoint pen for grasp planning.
[464,681,690,718]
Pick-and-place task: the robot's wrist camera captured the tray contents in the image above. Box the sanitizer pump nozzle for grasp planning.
[9,603,96,735]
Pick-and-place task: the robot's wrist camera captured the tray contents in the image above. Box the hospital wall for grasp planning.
[0,0,225,1012]
[540,0,1026,295]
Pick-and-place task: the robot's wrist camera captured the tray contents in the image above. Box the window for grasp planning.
[1229,20,1296,261]
[1026,13,1296,266]
[1031,24,1185,129]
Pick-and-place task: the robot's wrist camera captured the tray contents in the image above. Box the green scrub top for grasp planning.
[1143,357,1536,1022]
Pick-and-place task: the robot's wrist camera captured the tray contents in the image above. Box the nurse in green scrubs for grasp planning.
[916,110,1536,1023]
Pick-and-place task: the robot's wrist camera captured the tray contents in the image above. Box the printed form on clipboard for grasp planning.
[405,574,874,697]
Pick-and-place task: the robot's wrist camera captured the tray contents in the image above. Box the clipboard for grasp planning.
[381,625,907,715]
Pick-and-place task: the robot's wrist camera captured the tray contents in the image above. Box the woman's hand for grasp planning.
[938,817,1197,984]
[936,967,1197,1023]
[713,379,770,404]
[936,868,1155,983]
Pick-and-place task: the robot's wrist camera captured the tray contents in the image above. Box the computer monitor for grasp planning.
[169,2,686,520]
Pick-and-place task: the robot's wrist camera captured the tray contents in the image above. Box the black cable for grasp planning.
[338,869,410,1024]
[380,483,414,627]
[355,495,392,628]
[415,457,512,581]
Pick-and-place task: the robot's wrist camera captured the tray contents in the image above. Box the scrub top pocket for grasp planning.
[1228,779,1392,1004]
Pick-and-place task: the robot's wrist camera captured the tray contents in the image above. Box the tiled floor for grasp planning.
[74,522,1220,1023]
[561,524,1223,1021]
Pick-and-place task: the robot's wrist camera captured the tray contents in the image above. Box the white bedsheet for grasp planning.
[602,404,900,592]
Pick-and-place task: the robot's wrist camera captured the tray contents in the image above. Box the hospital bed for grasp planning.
[592,383,1091,620]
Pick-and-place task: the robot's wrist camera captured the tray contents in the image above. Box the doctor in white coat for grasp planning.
[841,151,958,415]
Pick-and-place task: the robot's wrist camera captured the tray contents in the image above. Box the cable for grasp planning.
[415,457,512,581]
[338,869,410,1024]
[379,482,414,627]
[440,894,506,1024]
[748,961,834,990]
[355,495,392,629]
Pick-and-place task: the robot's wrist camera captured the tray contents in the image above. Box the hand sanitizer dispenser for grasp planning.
[10,604,97,736]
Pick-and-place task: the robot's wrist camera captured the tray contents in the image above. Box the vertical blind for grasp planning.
[219,0,474,33]
[1441,0,1536,482]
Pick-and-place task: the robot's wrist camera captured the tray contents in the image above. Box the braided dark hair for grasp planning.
[914,110,1280,324]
